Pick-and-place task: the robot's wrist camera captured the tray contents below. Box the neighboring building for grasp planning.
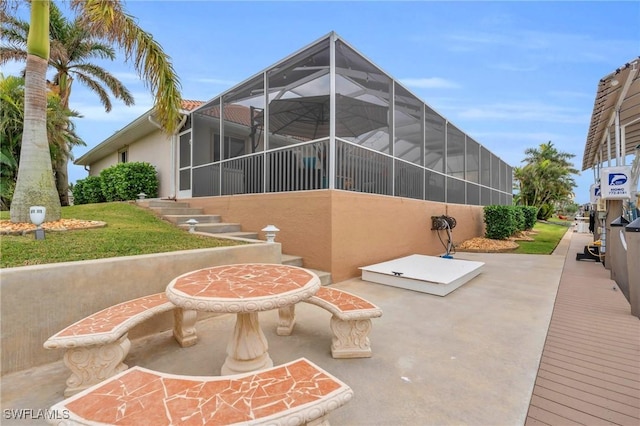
[76,32,513,281]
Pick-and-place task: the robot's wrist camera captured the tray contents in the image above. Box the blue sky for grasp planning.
[5,1,640,204]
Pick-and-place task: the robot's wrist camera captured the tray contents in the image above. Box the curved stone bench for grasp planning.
[277,286,383,358]
[48,358,353,426]
[44,292,197,397]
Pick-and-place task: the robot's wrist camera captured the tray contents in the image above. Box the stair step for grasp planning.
[164,214,222,225]
[307,268,332,286]
[145,200,191,208]
[143,201,330,284]
[151,207,204,216]
[179,223,242,233]
[207,231,260,240]
[281,254,304,267]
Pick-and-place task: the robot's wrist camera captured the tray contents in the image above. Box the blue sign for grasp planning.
[608,173,628,186]
[600,166,632,200]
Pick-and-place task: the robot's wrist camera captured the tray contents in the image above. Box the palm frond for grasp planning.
[73,0,182,133]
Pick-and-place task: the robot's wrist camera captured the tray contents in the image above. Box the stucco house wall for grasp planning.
[84,129,174,198]
[187,191,485,283]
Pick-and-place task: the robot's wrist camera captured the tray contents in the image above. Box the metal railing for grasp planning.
[266,140,329,192]
[190,138,511,204]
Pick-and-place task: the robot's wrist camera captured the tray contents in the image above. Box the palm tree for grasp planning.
[4,0,182,223]
[1,3,135,205]
[0,73,83,210]
[514,141,578,217]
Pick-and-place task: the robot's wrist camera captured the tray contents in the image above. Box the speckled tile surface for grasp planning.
[54,293,169,337]
[171,264,316,299]
[314,286,377,311]
[57,359,351,425]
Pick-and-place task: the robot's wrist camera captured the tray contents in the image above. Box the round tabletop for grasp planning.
[166,263,321,313]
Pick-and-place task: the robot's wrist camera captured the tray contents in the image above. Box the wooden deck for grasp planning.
[526,233,640,425]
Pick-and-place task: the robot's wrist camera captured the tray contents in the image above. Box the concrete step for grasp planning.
[179,223,242,233]
[145,200,191,208]
[281,254,304,267]
[151,207,204,216]
[308,268,332,286]
[207,231,260,240]
[280,255,331,285]
[164,214,222,225]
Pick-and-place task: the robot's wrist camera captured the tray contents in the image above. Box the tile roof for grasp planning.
[181,99,204,111]
[199,104,252,127]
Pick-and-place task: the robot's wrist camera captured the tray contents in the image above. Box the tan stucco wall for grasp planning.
[0,243,280,375]
[186,191,486,283]
[85,130,174,198]
[187,191,332,273]
[89,153,118,177]
[330,192,485,281]
[129,130,172,198]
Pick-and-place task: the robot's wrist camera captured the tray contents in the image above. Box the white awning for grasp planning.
[582,57,640,171]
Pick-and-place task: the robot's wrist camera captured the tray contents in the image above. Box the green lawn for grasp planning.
[0,202,244,268]
[512,221,570,254]
[1,202,572,268]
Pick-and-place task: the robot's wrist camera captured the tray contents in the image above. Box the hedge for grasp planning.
[484,205,517,240]
[100,162,158,202]
[72,176,106,205]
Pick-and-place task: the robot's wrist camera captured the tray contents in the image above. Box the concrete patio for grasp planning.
[1,230,636,425]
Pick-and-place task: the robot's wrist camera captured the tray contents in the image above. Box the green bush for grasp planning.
[521,206,538,230]
[100,162,158,202]
[484,205,517,240]
[513,206,525,232]
[72,176,105,205]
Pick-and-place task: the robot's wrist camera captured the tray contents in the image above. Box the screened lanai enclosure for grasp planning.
[179,32,512,205]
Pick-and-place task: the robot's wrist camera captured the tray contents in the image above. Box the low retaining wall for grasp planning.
[0,243,281,375]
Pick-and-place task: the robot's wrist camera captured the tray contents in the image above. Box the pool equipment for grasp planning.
[431,215,456,258]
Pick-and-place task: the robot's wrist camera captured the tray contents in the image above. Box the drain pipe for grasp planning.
[149,114,188,199]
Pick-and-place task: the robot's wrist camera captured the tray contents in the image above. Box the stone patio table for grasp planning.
[166,263,320,375]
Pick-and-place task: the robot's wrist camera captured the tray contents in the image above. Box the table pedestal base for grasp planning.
[221,312,273,375]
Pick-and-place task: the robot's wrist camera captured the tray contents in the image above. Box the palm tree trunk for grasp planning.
[9,53,61,223]
[54,154,70,206]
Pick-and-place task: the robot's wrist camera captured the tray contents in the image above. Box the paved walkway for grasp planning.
[526,232,640,425]
[1,229,638,425]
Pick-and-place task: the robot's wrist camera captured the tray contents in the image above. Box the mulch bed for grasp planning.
[456,237,519,253]
[0,219,106,235]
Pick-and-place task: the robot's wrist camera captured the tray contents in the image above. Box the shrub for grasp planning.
[72,176,105,205]
[513,206,525,232]
[100,162,158,202]
[484,205,517,240]
[521,206,538,230]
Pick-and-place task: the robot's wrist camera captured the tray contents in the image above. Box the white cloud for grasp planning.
[444,29,635,65]
[1,61,24,77]
[191,77,238,86]
[400,77,461,89]
[70,91,153,121]
[111,72,144,83]
[457,101,589,124]
[471,131,562,143]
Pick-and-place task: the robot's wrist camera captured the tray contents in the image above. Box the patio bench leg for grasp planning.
[63,334,130,397]
[173,308,198,347]
[330,317,373,359]
[277,305,296,336]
